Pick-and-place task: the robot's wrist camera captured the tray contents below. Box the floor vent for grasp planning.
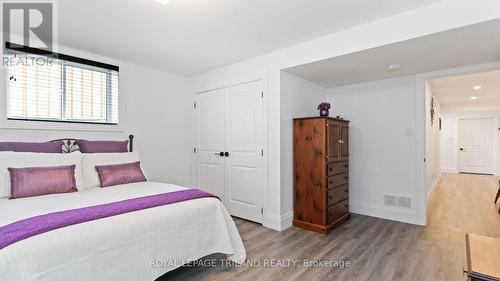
[384,194,397,207]
[384,194,412,208]
[397,196,412,208]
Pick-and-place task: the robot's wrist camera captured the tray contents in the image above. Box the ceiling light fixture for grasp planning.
[156,0,171,4]
[470,96,478,100]
[473,85,482,90]
[387,64,401,71]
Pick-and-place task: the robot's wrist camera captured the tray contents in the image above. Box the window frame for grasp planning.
[4,42,120,126]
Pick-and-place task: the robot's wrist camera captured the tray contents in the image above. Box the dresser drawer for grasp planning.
[327,161,348,176]
[327,173,349,189]
[327,184,349,206]
[328,199,349,223]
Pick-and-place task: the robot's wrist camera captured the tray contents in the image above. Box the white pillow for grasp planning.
[0,151,84,198]
[81,151,146,189]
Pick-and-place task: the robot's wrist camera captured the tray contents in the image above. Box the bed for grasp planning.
[0,137,246,281]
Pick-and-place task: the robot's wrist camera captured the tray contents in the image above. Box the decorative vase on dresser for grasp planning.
[293,117,350,234]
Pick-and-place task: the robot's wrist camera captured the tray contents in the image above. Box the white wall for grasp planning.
[441,103,500,113]
[425,81,441,200]
[280,71,326,227]
[121,64,192,185]
[190,0,500,229]
[326,76,420,223]
[440,110,500,175]
[0,47,192,186]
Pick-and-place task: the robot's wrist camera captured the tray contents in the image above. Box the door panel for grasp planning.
[228,166,257,205]
[227,91,256,152]
[224,81,264,223]
[458,118,494,174]
[193,89,225,199]
[327,121,340,161]
[198,163,223,196]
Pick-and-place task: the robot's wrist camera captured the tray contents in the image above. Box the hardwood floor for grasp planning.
[159,173,500,281]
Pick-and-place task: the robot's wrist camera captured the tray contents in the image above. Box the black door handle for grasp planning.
[224,152,230,157]
[214,152,224,157]
[460,148,464,151]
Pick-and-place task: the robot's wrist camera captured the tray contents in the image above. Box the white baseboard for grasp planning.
[263,211,293,231]
[350,200,423,226]
[265,200,426,230]
[265,203,423,230]
[426,176,441,201]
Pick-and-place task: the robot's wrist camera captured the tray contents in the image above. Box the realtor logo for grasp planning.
[2,1,56,51]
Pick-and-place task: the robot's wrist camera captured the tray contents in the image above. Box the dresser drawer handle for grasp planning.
[344,190,348,193]
[344,164,348,168]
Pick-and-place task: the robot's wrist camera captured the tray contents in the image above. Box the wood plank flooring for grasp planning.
[159,173,500,281]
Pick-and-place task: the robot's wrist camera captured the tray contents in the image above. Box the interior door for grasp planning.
[193,89,226,199]
[458,118,494,174]
[224,81,264,223]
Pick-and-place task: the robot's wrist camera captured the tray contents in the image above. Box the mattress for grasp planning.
[0,182,246,281]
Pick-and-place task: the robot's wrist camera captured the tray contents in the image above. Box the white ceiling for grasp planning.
[285,19,500,88]
[57,0,442,76]
[430,70,500,111]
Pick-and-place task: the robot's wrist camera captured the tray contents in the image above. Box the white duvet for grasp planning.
[0,182,246,281]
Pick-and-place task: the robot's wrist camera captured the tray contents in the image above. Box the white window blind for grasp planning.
[5,45,119,125]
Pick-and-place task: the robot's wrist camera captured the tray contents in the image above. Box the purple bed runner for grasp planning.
[0,188,217,250]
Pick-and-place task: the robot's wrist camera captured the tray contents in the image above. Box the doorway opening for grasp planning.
[425,69,500,196]
[424,69,500,232]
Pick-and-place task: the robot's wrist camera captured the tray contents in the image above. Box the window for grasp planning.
[5,43,119,125]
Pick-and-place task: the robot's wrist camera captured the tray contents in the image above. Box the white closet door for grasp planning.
[193,89,226,200]
[224,81,264,223]
[458,118,494,174]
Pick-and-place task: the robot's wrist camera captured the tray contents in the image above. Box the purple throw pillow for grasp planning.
[8,165,77,199]
[76,139,129,153]
[95,161,147,187]
[0,141,63,153]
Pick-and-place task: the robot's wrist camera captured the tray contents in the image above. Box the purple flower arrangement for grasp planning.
[317,102,331,117]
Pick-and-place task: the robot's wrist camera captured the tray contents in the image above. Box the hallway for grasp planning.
[424,173,500,280]
[428,173,500,237]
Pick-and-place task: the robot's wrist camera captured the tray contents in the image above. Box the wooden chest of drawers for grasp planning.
[293,117,351,234]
